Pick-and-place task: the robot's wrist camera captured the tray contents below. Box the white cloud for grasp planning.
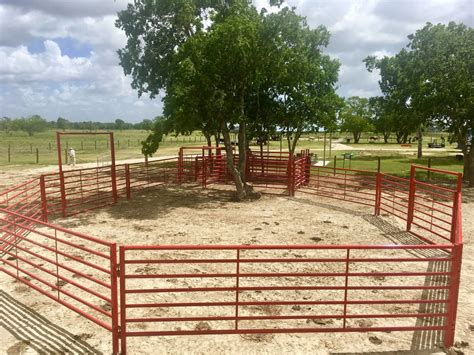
[0,0,470,121]
[0,41,93,82]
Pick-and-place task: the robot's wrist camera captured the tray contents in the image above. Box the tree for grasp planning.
[340,97,373,143]
[369,97,396,143]
[365,49,426,157]
[117,0,339,199]
[115,119,126,131]
[56,117,69,131]
[19,115,48,136]
[366,22,473,173]
[139,119,153,131]
[407,22,473,184]
[0,117,12,133]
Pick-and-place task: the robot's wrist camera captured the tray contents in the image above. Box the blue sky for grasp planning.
[0,0,472,123]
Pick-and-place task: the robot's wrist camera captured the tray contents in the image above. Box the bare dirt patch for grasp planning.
[1,182,473,354]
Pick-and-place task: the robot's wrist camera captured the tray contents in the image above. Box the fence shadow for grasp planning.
[289,196,366,217]
[0,290,102,354]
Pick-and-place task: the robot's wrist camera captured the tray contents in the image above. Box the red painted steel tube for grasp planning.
[0,259,112,318]
[0,267,113,331]
[124,270,450,280]
[0,208,115,246]
[444,243,463,348]
[125,312,448,323]
[123,256,450,264]
[0,247,111,302]
[375,172,382,215]
[0,228,113,282]
[124,284,450,294]
[0,217,110,259]
[109,132,118,204]
[125,164,131,200]
[124,326,446,338]
[125,299,449,309]
[406,166,416,232]
[121,244,453,251]
[119,246,127,355]
[110,244,119,355]
[412,165,461,177]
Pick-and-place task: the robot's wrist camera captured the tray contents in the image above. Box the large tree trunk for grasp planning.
[221,123,246,199]
[353,132,360,144]
[416,125,423,159]
[402,132,409,144]
[383,132,390,144]
[204,132,212,147]
[286,131,301,156]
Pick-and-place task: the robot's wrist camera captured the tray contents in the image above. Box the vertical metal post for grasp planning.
[375,172,382,216]
[329,131,332,159]
[54,229,60,300]
[450,174,463,243]
[202,158,207,188]
[235,249,240,330]
[36,148,39,164]
[119,246,127,355]
[342,248,350,329]
[333,155,337,176]
[125,164,131,200]
[406,165,416,231]
[109,133,118,204]
[323,131,327,165]
[377,157,381,173]
[56,132,67,217]
[39,175,48,222]
[444,243,463,348]
[110,244,119,355]
[427,158,432,181]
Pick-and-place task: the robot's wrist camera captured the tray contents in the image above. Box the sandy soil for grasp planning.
[0,166,473,355]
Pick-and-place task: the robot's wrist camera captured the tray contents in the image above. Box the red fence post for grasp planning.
[374,172,382,216]
[109,133,118,204]
[444,243,463,348]
[202,158,207,188]
[59,171,67,217]
[125,164,131,200]
[110,244,119,355]
[39,175,48,222]
[119,246,127,355]
[450,174,463,243]
[406,165,416,232]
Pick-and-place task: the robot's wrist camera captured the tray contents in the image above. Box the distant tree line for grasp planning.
[0,116,155,136]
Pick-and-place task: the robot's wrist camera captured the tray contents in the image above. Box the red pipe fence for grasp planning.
[0,146,464,354]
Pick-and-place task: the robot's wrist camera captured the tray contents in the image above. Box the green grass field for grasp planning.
[0,129,463,179]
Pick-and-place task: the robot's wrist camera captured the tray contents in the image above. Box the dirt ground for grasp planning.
[0,165,473,355]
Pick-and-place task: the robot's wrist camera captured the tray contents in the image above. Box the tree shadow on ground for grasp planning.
[0,290,102,354]
[55,185,235,226]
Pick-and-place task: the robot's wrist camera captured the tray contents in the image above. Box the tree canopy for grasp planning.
[116,0,339,199]
[366,22,473,182]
